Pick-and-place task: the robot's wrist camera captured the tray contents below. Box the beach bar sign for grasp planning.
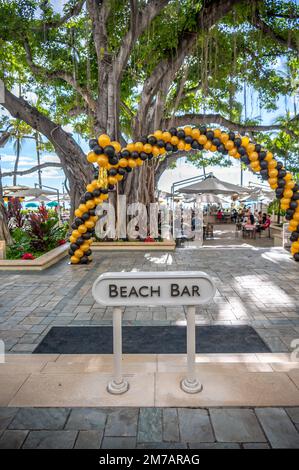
[92,271,215,307]
[92,271,215,395]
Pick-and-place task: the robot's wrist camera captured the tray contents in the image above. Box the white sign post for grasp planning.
[92,271,215,395]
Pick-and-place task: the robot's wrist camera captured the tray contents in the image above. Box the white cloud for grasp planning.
[0,154,16,163]
[40,154,60,163]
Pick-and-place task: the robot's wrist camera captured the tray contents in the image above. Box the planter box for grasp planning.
[0,243,69,271]
[92,240,176,251]
[0,240,5,260]
[271,224,283,247]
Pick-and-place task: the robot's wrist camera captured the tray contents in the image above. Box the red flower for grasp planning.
[57,239,66,245]
[21,253,35,260]
[144,236,154,243]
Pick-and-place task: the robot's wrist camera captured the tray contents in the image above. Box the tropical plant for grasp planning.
[7,197,26,229]
[27,210,67,252]
[6,227,31,259]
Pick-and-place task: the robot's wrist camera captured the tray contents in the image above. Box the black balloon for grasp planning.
[84,192,93,200]
[89,138,98,149]
[212,138,221,147]
[241,155,250,165]
[259,151,267,159]
[104,145,115,157]
[238,146,246,156]
[148,135,157,145]
[177,129,185,139]
[82,213,90,221]
[290,201,298,210]
[260,169,269,180]
[93,189,101,197]
[169,127,177,136]
[109,156,119,165]
[165,143,173,152]
[185,135,193,144]
[260,161,268,169]
[82,232,91,240]
[228,131,235,141]
[290,231,299,242]
[121,149,130,158]
[75,217,83,226]
[275,187,284,198]
[276,162,283,170]
[277,179,286,188]
[139,152,148,160]
[191,140,201,149]
[93,145,103,155]
[206,130,214,140]
[278,169,287,178]
[156,139,165,148]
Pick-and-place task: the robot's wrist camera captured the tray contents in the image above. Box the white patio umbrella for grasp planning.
[197,194,227,204]
[177,174,249,195]
[27,195,51,203]
[7,187,57,197]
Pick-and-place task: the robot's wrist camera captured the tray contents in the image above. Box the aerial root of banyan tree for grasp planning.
[68,125,299,264]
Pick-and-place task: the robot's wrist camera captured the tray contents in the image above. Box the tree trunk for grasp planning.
[13,136,21,186]
[0,203,12,244]
[0,164,13,244]
[2,88,93,219]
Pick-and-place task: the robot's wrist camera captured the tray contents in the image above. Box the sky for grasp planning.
[0,0,297,196]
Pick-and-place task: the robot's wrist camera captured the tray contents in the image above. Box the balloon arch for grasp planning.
[68,125,299,264]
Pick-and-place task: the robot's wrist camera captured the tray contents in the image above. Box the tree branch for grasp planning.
[22,38,96,112]
[2,162,62,178]
[34,0,86,31]
[164,113,298,138]
[251,11,299,52]
[114,0,171,81]
[134,0,245,136]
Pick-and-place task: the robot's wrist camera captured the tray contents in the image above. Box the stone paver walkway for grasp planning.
[0,406,298,449]
[0,244,299,354]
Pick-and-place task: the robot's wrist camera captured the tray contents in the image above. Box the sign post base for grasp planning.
[180,377,203,394]
[107,379,129,395]
[181,305,203,394]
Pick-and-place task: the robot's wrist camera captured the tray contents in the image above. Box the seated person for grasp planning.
[257,214,271,232]
[216,209,223,221]
[261,214,271,230]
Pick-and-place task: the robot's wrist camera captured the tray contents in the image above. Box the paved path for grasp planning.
[0,406,299,449]
[0,244,299,354]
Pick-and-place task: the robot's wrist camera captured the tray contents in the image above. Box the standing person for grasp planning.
[231,208,238,223]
